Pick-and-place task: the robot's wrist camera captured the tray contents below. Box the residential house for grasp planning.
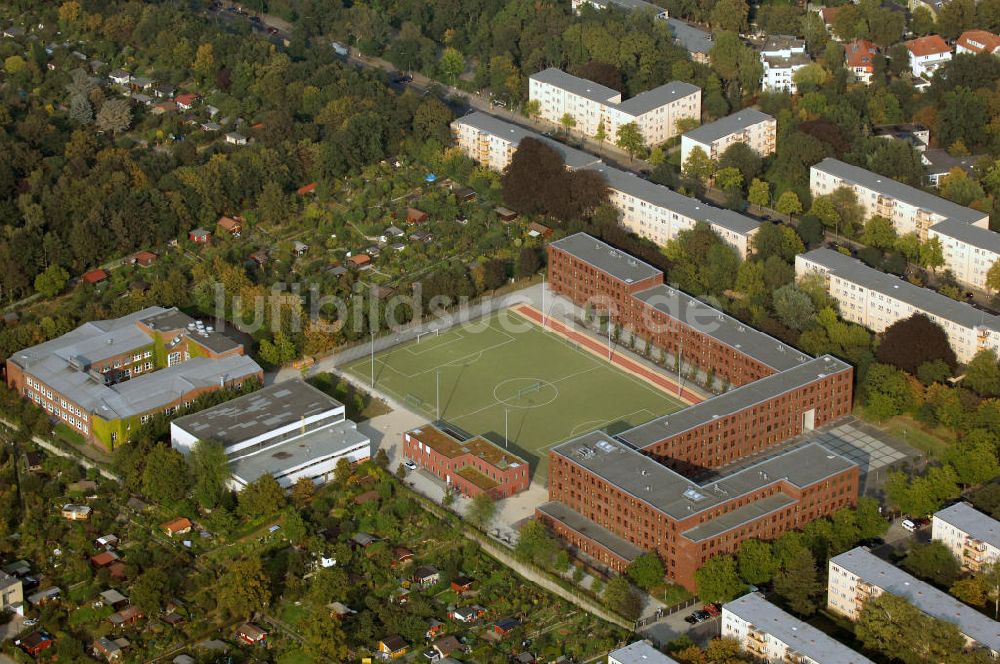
[873,123,929,151]
[922,149,987,187]
[237,623,267,645]
[450,605,486,623]
[818,7,842,37]
[450,575,474,593]
[932,502,1000,572]
[904,35,951,78]
[348,254,371,269]
[453,186,476,202]
[392,546,414,566]
[377,635,409,659]
[133,251,157,268]
[152,101,177,115]
[174,93,200,110]
[217,216,243,237]
[329,601,356,619]
[432,635,462,659]
[108,605,144,628]
[96,534,120,548]
[109,69,131,86]
[201,121,221,132]
[494,617,521,636]
[390,586,410,604]
[0,572,23,612]
[161,517,193,536]
[352,532,379,548]
[130,76,153,92]
[189,228,211,243]
[248,250,269,266]
[225,132,247,145]
[956,29,1000,55]
[528,222,553,239]
[757,35,812,93]
[26,586,61,606]
[18,631,54,657]
[382,226,405,243]
[98,589,128,609]
[296,182,318,196]
[92,636,127,662]
[293,241,309,256]
[413,565,440,587]
[528,67,700,147]
[845,38,878,84]
[90,551,120,569]
[82,269,109,286]
[426,618,444,639]
[495,207,519,223]
[667,19,712,63]
[406,207,429,224]
[680,109,776,165]
[131,93,153,106]
[62,504,91,520]
[153,83,176,98]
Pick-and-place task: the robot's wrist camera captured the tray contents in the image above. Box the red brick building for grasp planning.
[539,433,859,590]
[403,424,529,499]
[539,234,858,590]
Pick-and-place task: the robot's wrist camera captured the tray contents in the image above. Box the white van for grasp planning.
[901,519,917,532]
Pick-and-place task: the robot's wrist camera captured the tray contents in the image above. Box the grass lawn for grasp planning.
[276,649,314,664]
[345,309,685,478]
[859,409,955,459]
[54,421,86,446]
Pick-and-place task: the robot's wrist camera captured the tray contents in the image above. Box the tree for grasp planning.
[902,541,962,586]
[710,0,749,31]
[34,265,69,298]
[616,122,646,161]
[694,555,746,604]
[132,567,170,615]
[594,118,607,142]
[748,178,770,211]
[237,474,286,521]
[217,556,271,619]
[560,113,577,133]
[861,216,897,251]
[514,520,559,569]
[467,493,496,529]
[862,363,915,421]
[945,432,1000,486]
[627,552,666,590]
[193,43,215,83]
[919,237,945,272]
[570,62,624,93]
[683,146,716,183]
[718,142,762,183]
[737,539,777,585]
[302,611,348,661]
[189,439,229,509]
[797,215,824,248]
[95,98,132,134]
[828,187,865,236]
[524,99,540,119]
[517,246,542,279]
[258,180,291,224]
[604,575,642,620]
[773,284,816,330]
[772,547,822,615]
[714,167,743,193]
[940,168,986,206]
[141,446,190,503]
[501,138,607,221]
[876,313,957,374]
[69,94,93,125]
[774,191,802,221]
[965,350,1000,396]
[438,47,465,83]
[986,259,1000,294]
[856,593,967,664]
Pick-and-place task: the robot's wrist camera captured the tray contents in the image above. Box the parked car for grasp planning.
[684,613,699,625]
[901,518,917,532]
[703,604,720,617]
[404,460,417,471]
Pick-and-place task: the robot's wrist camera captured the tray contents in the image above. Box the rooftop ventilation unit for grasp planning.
[595,439,615,453]
[683,487,705,502]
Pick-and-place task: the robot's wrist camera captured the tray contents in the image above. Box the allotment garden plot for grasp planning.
[345,309,685,477]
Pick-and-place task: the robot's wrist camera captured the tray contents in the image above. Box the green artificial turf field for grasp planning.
[344,309,685,476]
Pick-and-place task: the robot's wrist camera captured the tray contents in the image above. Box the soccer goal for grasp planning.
[416,328,440,343]
[405,393,426,409]
[515,381,544,400]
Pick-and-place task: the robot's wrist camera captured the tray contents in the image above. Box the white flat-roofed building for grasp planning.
[171,380,371,490]
[928,220,1000,292]
[529,68,700,147]
[758,36,811,93]
[933,502,1000,572]
[450,114,759,257]
[810,158,989,240]
[585,163,759,257]
[828,547,1000,655]
[796,248,1000,363]
[680,109,776,165]
[572,0,668,19]
[451,112,601,172]
[723,592,875,664]
[608,640,679,664]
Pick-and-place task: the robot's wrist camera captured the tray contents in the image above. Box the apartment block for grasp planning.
[828,547,1000,655]
[927,219,1000,292]
[809,158,989,240]
[5,307,263,449]
[932,502,1000,572]
[539,234,857,590]
[571,0,668,20]
[403,424,530,499]
[451,114,759,257]
[0,572,23,614]
[529,68,700,147]
[170,380,371,490]
[723,592,874,664]
[796,248,1000,363]
[757,36,811,93]
[680,109,776,165]
[609,641,679,664]
[541,436,858,590]
[450,112,600,172]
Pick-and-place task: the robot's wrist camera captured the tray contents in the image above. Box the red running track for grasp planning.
[512,304,704,405]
